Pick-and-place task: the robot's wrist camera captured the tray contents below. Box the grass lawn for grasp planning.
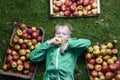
[0,0,120,80]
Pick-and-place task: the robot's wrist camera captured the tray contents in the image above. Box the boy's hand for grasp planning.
[48,37,62,45]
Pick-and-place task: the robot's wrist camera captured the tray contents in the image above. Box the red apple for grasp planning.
[55,1,62,7]
[26,53,30,60]
[27,40,32,47]
[26,27,33,35]
[32,31,39,39]
[105,71,114,79]
[83,0,91,6]
[101,65,109,73]
[70,4,76,12]
[87,63,94,71]
[6,48,12,55]
[73,10,79,16]
[109,63,117,71]
[37,36,42,42]
[112,49,118,55]
[12,55,19,61]
[64,10,71,16]
[7,55,13,62]
[89,58,95,64]
[100,48,107,55]
[77,0,83,5]
[18,38,24,44]
[53,5,60,13]
[31,39,38,45]
[89,0,94,4]
[14,44,20,51]
[91,70,98,77]
[115,74,120,80]
[115,60,120,69]
[99,74,106,80]
[100,44,107,49]
[94,64,102,71]
[24,62,30,69]
[91,2,97,9]
[65,0,72,7]
[18,23,26,30]
[61,4,66,11]
[22,33,29,39]
[12,50,18,56]
[21,43,27,49]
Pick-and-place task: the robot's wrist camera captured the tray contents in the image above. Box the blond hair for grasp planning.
[55,23,72,36]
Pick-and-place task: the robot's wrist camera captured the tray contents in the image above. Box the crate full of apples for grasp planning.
[0,23,44,80]
[85,41,120,80]
[50,0,100,17]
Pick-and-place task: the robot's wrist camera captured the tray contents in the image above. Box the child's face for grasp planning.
[55,26,71,43]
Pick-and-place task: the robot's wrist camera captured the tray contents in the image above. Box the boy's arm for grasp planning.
[30,41,51,62]
[68,38,91,48]
[68,38,91,56]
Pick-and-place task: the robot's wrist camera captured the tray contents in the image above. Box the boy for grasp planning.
[30,23,91,80]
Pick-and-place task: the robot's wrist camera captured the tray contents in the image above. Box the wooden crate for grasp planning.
[50,0,100,17]
[0,24,44,80]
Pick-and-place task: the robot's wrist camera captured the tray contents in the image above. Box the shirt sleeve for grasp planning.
[68,38,91,57]
[30,41,51,62]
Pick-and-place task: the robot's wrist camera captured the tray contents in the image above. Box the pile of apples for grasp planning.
[2,23,44,76]
[52,0,98,17]
[85,42,120,80]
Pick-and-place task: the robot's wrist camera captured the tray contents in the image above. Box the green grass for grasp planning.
[0,0,120,80]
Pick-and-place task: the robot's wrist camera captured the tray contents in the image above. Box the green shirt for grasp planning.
[30,38,91,80]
